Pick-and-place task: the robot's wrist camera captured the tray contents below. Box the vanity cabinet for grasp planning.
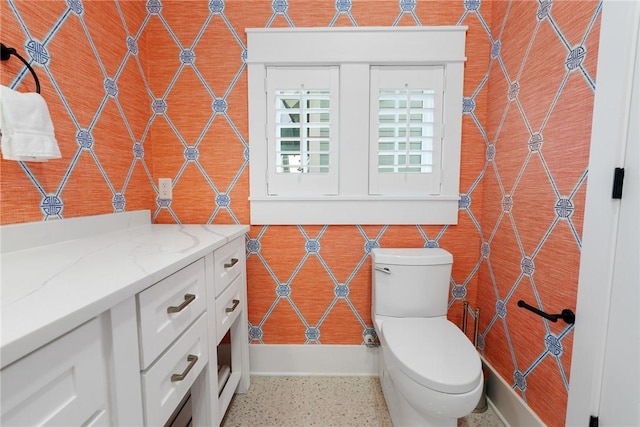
[0,318,111,426]
[0,211,250,427]
[137,258,208,369]
[142,315,208,427]
[137,258,210,426]
[208,236,249,416]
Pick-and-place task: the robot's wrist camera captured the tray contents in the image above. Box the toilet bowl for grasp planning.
[376,316,483,426]
[371,248,483,426]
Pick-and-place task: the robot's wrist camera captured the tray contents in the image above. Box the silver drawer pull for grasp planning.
[171,354,198,382]
[167,294,196,314]
[224,258,239,268]
[225,299,240,313]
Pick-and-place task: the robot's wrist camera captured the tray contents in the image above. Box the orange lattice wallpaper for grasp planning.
[0,1,601,425]
[476,2,600,424]
[1,0,155,223]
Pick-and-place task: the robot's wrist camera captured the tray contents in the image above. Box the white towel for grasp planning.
[0,85,61,162]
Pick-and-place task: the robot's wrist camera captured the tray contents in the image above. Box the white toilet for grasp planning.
[371,248,483,427]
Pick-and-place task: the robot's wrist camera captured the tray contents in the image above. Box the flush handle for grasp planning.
[375,266,391,274]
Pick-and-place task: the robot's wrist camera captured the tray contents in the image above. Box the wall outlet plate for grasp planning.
[158,178,172,199]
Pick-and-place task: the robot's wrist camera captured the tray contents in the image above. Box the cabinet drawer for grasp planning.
[215,276,242,343]
[213,237,244,297]
[141,314,208,427]
[1,319,110,427]
[138,258,206,369]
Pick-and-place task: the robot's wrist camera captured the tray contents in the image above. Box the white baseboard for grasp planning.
[482,358,545,427]
[249,344,379,376]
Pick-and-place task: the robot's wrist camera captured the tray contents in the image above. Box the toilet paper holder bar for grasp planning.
[1,43,41,94]
[517,300,575,324]
[461,302,481,348]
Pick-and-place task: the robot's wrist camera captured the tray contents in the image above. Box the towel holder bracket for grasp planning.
[0,43,12,60]
[1,42,41,94]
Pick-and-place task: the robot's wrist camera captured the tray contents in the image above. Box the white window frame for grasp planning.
[247,26,467,225]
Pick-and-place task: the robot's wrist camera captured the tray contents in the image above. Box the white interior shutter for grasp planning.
[369,66,444,195]
[266,66,339,196]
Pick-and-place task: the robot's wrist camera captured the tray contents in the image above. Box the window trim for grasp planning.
[247,26,467,225]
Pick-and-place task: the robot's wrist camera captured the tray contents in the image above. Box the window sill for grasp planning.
[249,196,460,225]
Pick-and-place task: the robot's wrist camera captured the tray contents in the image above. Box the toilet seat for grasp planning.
[382,317,482,394]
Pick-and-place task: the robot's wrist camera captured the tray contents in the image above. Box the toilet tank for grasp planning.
[371,248,453,318]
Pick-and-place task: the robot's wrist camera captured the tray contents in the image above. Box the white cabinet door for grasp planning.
[138,258,207,369]
[141,314,208,427]
[212,237,244,297]
[1,318,110,426]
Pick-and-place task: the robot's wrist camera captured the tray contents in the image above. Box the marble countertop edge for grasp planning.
[0,212,249,369]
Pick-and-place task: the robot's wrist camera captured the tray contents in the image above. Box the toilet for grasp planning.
[371,248,483,427]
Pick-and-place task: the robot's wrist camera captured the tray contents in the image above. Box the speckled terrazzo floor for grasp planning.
[221,376,506,427]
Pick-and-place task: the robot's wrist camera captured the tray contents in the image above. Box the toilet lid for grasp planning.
[382,317,482,394]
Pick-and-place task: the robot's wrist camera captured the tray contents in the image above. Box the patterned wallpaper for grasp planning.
[0,1,600,426]
[0,0,155,221]
[478,2,600,422]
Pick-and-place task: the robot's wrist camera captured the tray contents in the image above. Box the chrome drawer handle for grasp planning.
[225,299,240,313]
[171,354,198,382]
[224,258,239,268]
[167,294,196,314]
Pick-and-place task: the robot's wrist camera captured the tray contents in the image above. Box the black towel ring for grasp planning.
[1,42,41,94]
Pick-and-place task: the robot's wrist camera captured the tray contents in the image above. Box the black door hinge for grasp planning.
[589,415,599,427]
[612,167,625,199]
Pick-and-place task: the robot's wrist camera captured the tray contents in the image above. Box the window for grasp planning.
[369,66,444,195]
[247,27,467,224]
[266,67,339,196]
[274,89,330,174]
